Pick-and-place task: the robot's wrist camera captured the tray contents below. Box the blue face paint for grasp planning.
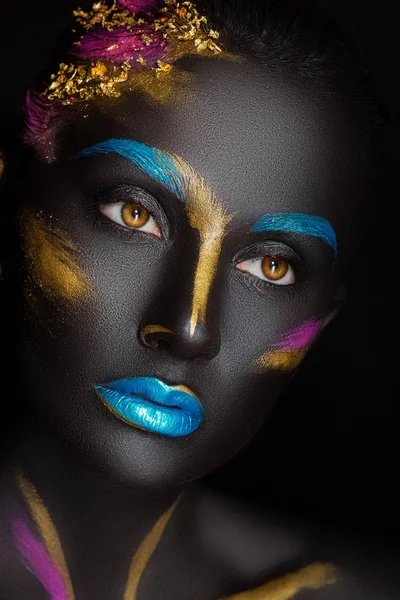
[74,138,186,201]
[252,213,337,258]
[94,377,203,437]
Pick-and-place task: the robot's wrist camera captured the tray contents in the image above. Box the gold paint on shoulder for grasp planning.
[124,496,181,600]
[255,348,309,372]
[172,156,232,337]
[15,468,76,600]
[140,324,175,346]
[220,562,336,600]
[20,210,92,303]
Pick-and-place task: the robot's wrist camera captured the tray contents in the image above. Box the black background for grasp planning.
[0,0,398,540]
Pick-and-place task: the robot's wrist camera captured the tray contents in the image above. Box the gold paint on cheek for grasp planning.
[172,157,232,337]
[123,496,181,600]
[220,562,336,600]
[20,211,92,303]
[255,348,309,372]
[140,324,174,346]
[15,469,76,600]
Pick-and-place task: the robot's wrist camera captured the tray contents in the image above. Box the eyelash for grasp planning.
[93,185,169,240]
[95,188,303,287]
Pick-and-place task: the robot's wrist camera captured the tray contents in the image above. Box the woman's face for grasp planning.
[15,57,359,487]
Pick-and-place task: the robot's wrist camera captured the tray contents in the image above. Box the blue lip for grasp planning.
[94,377,203,437]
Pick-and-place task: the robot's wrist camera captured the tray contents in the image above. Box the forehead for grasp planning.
[62,56,358,232]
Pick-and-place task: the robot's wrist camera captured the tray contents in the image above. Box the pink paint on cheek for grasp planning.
[274,317,323,350]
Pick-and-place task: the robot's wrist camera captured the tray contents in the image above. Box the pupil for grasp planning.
[132,208,141,220]
[269,260,279,271]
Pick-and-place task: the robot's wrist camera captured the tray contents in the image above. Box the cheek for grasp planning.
[19,211,93,304]
[254,317,323,373]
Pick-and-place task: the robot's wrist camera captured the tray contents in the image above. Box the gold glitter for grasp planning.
[45,61,131,104]
[106,43,119,51]
[220,562,337,600]
[44,0,222,104]
[171,156,232,337]
[20,210,92,303]
[156,60,173,74]
[140,324,174,345]
[255,348,309,372]
[141,33,153,46]
[15,469,76,600]
[123,496,181,600]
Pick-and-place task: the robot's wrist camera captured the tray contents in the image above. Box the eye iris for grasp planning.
[121,202,150,228]
[261,256,289,280]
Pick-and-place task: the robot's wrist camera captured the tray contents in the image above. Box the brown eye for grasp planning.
[100,201,162,238]
[121,202,150,228]
[236,254,295,285]
[261,256,288,281]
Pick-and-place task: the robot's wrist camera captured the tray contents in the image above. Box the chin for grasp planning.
[43,410,236,490]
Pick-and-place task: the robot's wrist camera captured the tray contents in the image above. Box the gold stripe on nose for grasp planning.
[171,156,232,337]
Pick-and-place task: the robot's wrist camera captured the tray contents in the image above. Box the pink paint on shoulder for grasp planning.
[275,317,323,350]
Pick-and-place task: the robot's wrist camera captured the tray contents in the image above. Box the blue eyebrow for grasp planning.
[252,213,337,257]
[74,138,186,201]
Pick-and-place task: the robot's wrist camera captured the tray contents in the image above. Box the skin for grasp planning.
[14,57,349,486]
[1,56,397,598]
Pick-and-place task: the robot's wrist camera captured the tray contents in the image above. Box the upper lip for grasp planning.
[95,376,202,414]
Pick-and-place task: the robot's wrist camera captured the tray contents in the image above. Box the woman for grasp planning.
[0,0,396,597]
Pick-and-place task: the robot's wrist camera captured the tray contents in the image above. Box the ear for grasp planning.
[320,282,347,333]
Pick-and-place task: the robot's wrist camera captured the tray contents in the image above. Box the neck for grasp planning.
[6,419,188,592]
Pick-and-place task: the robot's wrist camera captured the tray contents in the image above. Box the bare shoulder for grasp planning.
[191,485,400,599]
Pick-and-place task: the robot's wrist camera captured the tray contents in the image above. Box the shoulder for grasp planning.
[190,485,400,599]
[0,467,44,599]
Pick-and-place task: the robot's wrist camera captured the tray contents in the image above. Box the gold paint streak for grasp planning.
[255,348,309,372]
[15,468,76,600]
[0,155,4,180]
[124,496,181,600]
[140,324,174,346]
[126,69,194,104]
[172,384,197,397]
[172,156,232,337]
[20,211,92,303]
[94,388,147,431]
[220,562,336,600]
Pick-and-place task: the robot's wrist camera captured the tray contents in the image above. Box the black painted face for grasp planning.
[15,57,359,487]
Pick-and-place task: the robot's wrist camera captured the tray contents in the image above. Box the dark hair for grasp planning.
[23,0,383,176]
[199,0,383,178]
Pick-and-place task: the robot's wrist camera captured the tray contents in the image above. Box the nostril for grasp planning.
[157,339,172,354]
[139,322,220,360]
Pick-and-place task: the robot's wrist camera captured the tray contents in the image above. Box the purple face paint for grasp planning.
[11,516,69,600]
[273,317,323,350]
[256,317,323,372]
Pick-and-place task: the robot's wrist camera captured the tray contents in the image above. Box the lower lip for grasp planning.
[94,377,203,437]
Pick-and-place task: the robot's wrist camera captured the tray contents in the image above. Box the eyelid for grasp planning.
[94,184,170,239]
[232,240,302,267]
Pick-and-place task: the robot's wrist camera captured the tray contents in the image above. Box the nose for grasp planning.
[140,320,220,360]
[139,237,222,361]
